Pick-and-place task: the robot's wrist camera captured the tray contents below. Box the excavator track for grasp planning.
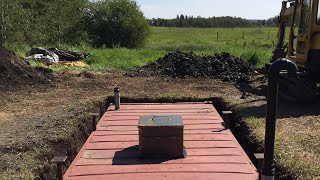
[278,72,318,103]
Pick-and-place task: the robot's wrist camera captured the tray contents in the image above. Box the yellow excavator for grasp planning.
[269,0,320,102]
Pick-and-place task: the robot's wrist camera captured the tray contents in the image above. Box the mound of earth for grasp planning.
[0,46,52,89]
[126,51,257,82]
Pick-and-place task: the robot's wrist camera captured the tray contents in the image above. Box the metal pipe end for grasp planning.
[114,87,120,92]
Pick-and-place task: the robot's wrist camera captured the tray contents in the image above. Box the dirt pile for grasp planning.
[0,46,52,89]
[126,51,257,82]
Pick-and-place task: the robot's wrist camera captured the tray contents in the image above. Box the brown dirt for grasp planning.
[0,46,52,90]
[0,69,319,179]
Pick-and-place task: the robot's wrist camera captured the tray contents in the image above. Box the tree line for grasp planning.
[0,0,150,48]
[0,0,279,48]
[149,15,279,28]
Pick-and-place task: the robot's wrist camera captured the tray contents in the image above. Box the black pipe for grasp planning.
[262,59,298,180]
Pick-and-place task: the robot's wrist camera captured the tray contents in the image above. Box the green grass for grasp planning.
[85,48,166,70]
[8,26,278,71]
[147,27,277,67]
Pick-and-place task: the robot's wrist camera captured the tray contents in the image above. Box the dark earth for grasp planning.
[0,46,52,90]
[126,51,257,82]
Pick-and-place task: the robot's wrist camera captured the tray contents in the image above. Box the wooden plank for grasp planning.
[99,120,222,126]
[65,173,257,180]
[101,113,219,118]
[93,129,228,136]
[96,124,224,131]
[76,156,249,166]
[81,148,243,159]
[89,134,233,143]
[85,141,236,150]
[105,109,215,114]
[68,164,256,177]
[107,103,215,110]
[99,116,221,122]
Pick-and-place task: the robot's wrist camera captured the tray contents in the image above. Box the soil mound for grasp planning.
[127,51,257,82]
[0,46,52,89]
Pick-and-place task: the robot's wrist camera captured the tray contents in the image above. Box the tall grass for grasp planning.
[8,26,279,70]
[147,27,277,67]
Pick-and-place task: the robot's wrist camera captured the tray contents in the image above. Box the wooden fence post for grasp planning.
[243,31,245,40]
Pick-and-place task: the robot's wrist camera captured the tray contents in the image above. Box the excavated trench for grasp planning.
[35,100,109,179]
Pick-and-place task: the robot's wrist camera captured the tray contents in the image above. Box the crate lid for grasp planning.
[139,115,183,127]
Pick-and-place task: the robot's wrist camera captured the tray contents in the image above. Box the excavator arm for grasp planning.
[268,0,319,103]
[272,1,296,62]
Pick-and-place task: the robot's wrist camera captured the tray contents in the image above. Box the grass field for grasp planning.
[87,27,278,70]
[13,26,279,71]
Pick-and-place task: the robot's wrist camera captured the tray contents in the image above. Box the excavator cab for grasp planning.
[271,0,319,102]
[288,0,320,72]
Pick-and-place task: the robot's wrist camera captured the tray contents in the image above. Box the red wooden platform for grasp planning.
[64,103,258,180]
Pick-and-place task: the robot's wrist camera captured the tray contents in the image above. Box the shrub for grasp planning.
[84,0,150,48]
[247,53,259,66]
[241,52,260,66]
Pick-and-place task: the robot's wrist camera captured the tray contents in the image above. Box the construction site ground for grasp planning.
[0,70,319,180]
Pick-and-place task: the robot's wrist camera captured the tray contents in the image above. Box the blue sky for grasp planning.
[135,0,281,20]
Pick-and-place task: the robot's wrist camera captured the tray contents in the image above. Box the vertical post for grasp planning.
[216,32,219,41]
[89,113,99,131]
[51,156,68,180]
[243,31,245,40]
[254,153,264,180]
[99,102,104,117]
[114,86,120,110]
[222,111,232,130]
[262,59,298,180]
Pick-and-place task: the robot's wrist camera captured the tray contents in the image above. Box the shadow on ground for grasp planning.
[112,145,178,165]
[234,99,320,120]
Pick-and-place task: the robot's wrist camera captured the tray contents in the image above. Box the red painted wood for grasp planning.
[65,173,257,180]
[85,140,236,150]
[105,109,215,114]
[69,164,255,177]
[107,103,214,110]
[100,113,219,120]
[99,116,220,121]
[93,129,228,136]
[81,148,243,159]
[64,103,258,180]
[100,120,222,126]
[89,134,233,143]
[96,124,224,131]
[76,156,248,166]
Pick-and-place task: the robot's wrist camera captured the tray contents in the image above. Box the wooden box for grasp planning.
[138,115,185,158]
